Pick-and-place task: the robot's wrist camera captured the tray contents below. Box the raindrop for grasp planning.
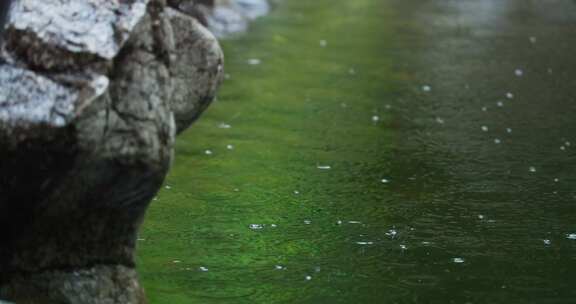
[422,85,432,92]
[506,92,514,99]
[560,146,566,151]
[304,220,312,225]
[494,138,502,144]
[529,36,537,44]
[529,166,537,173]
[247,58,261,65]
[435,117,445,124]
[506,128,513,133]
[372,115,380,122]
[554,178,560,183]
[218,123,232,129]
[515,69,524,77]
[481,126,489,132]
[348,68,356,75]
[453,258,465,264]
[386,229,398,238]
[478,215,485,220]
[381,178,390,184]
[165,185,172,190]
[567,234,576,240]
[205,150,213,155]
[337,220,343,225]
[173,260,182,264]
[275,265,285,270]
[226,144,234,150]
[319,40,328,47]
[249,224,264,230]
[565,141,571,147]
[543,239,551,245]
[482,107,488,112]
[400,244,408,250]
[317,165,332,170]
[199,266,209,272]
[293,190,300,195]
[356,241,374,245]
[497,101,504,107]
[305,275,312,281]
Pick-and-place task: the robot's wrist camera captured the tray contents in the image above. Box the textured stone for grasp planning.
[0,0,224,303]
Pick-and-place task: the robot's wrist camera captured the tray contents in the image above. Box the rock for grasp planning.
[0,0,223,303]
[166,7,224,133]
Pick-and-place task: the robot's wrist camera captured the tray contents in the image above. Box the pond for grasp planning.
[137,0,576,303]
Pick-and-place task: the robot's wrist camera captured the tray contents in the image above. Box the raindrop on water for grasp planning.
[317,165,332,170]
[435,117,445,124]
[205,150,213,155]
[453,258,465,264]
[422,85,432,92]
[529,36,537,44]
[494,138,502,144]
[226,144,234,150]
[319,40,328,47]
[247,58,261,65]
[506,92,514,99]
[515,69,524,77]
[481,126,489,132]
[567,234,576,240]
[199,266,209,272]
[529,166,537,173]
[381,178,390,184]
[543,239,551,245]
[218,123,232,129]
[372,115,380,122]
[249,224,264,230]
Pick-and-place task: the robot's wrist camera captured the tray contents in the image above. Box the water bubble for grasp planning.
[249,224,264,230]
[372,115,380,122]
[348,68,357,75]
[400,244,408,250]
[543,239,551,245]
[529,36,537,44]
[247,58,261,65]
[305,275,312,281]
[199,266,209,272]
[226,144,235,150]
[506,128,513,133]
[173,260,182,264]
[435,117,445,124]
[304,220,312,225]
[478,215,485,220]
[293,190,300,195]
[386,229,398,238]
[506,92,514,99]
[205,150,213,155]
[165,185,172,190]
[494,138,502,144]
[515,69,524,77]
[497,101,504,107]
[218,123,232,129]
[317,165,332,170]
[381,178,390,184]
[319,40,328,47]
[482,107,488,112]
[529,166,537,173]
[560,146,566,151]
[481,126,489,132]
[275,265,285,270]
[356,241,374,245]
[453,258,465,264]
[422,85,432,92]
[567,234,576,240]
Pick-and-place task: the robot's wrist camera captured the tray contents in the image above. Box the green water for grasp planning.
[137,0,576,303]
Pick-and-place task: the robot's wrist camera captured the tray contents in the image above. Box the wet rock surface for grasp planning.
[0,0,223,303]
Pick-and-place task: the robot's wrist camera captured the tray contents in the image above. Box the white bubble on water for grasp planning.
[481,126,489,132]
[247,58,261,65]
[317,165,332,170]
[543,239,551,245]
[372,115,380,122]
[199,266,209,272]
[497,101,504,107]
[506,128,513,133]
[567,234,576,240]
[205,150,213,155]
[506,92,514,99]
[319,40,328,47]
[357,241,374,245]
[305,275,312,281]
[515,69,524,77]
[436,117,445,124]
[494,138,502,144]
[529,166,537,173]
[453,258,465,264]
[249,224,264,230]
[422,85,432,92]
[400,244,408,250]
[381,178,390,184]
[226,144,235,150]
[529,36,537,44]
[218,123,232,129]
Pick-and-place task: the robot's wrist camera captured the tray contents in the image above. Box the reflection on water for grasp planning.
[138,0,576,303]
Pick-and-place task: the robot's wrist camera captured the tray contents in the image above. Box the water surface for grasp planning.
[138,0,576,303]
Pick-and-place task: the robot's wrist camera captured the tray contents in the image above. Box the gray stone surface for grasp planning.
[0,0,224,303]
